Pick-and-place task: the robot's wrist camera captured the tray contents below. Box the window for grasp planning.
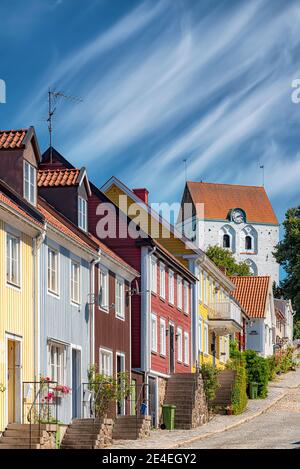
[160,318,166,356]
[151,313,157,352]
[49,343,64,383]
[150,256,157,293]
[184,332,189,365]
[168,270,174,304]
[177,275,183,309]
[204,324,209,355]
[198,319,203,353]
[203,273,207,305]
[48,247,59,295]
[223,234,230,248]
[6,233,20,286]
[177,327,183,362]
[198,270,202,303]
[78,196,87,232]
[99,268,109,311]
[159,263,165,299]
[99,348,113,377]
[24,160,36,205]
[184,281,189,314]
[115,277,125,319]
[245,235,252,251]
[70,260,80,304]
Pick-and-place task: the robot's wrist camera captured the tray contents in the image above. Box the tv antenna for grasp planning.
[183,158,188,182]
[259,164,265,187]
[47,88,82,163]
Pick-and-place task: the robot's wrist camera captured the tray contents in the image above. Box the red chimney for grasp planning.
[132,188,149,204]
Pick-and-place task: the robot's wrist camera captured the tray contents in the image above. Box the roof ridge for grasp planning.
[187,181,264,189]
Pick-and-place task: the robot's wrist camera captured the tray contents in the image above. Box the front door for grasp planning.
[169,324,175,374]
[72,349,81,419]
[7,339,21,423]
[148,377,157,427]
[116,353,125,415]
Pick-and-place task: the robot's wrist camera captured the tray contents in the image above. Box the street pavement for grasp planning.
[183,387,300,449]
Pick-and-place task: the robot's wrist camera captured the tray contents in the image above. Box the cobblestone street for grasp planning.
[183,387,300,449]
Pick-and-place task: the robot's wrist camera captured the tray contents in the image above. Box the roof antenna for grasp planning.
[259,164,265,187]
[183,158,188,183]
[47,88,83,164]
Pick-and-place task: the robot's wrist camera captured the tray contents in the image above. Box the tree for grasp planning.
[205,245,251,276]
[273,206,300,319]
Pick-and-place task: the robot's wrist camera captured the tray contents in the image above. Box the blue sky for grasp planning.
[1,0,300,225]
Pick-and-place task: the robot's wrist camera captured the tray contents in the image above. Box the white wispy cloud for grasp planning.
[13,0,300,217]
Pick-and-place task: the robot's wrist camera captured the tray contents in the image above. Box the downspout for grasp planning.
[145,245,156,421]
[33,223,47,382]
[89,249,101,367]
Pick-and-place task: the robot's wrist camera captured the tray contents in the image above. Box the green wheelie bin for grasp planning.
[162,404,176,430]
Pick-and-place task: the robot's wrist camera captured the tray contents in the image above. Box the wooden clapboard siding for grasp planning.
[0,219,36,432]
[39,237,91,424]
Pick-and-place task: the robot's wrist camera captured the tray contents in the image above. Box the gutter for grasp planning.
[89,249,102,366]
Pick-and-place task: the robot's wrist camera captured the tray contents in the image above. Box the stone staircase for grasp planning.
[60,418,113,449]
[164,373,208,430]
[211,369,236,412]
[112,415,151,440]
[0,423,48,449]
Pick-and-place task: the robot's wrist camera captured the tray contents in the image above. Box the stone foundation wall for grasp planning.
[157,378,167,425]
[95,418,114,448]
[192,373,209,427]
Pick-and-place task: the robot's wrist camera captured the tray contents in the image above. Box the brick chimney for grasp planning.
[132,188,149,204]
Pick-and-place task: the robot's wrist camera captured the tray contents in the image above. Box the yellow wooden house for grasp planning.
[0,129,45,433]
[101,177,243,371]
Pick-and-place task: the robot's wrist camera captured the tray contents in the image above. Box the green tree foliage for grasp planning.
[201,363,220,402]
[273,206,300,319]
[206,245,251,276]
[293,319,300,339]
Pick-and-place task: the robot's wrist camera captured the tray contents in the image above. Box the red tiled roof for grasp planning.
[38,198,96,252]
[38,169,80,188]
[0,191,43,228]
[187,181,278,225]
[0,129,27,149]
[230,276,271,318]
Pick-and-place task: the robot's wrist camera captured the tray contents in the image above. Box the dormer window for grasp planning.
[24,161,36,205]
[78,196,87,231]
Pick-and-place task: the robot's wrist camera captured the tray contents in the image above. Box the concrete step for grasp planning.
[0,444,41,449]
[61,444,95,449]
[6,423,46,430]
[3,430,45,437]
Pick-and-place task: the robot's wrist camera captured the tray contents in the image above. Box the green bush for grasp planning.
[201,363,220,402]
[229,356,248,414]
[243,350,269,398]
[266,356,278,381]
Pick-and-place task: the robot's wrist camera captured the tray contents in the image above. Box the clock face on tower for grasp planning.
[232,209,245,224]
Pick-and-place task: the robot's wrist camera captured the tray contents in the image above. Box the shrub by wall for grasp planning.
[243,350,269,398]
[201,363,219,402]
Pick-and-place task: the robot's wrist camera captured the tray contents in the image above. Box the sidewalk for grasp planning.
[108,367,300,449]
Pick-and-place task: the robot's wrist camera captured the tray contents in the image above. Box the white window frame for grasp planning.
[47,246,59,296]
[177,275,183,310]
[168,270,174,304]
[184,281,189,315]
[203,273,207,305]
[151,313,158,353]
[184,331,189,365]
[48,342,65,384]
[99,267,109,312]
[159,262,165,299]
[115,276,125,320]
[6,232,20,287]
[23,160,36,205]
[99,347,113,377]
[204,323,209,355]
[160,318,166,356]
[150,256,157,293]
[70,259,80,305]
[177,327,183,363]
[78,196,87,232]
[198,319,203,353]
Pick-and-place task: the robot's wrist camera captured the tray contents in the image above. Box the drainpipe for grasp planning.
[145,245,156,422]
[32,223,47,382]
[89,250,101,367]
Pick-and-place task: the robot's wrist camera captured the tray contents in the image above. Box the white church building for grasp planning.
[177,182,279,284]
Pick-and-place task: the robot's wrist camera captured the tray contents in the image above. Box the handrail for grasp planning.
[23,380,58,449]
